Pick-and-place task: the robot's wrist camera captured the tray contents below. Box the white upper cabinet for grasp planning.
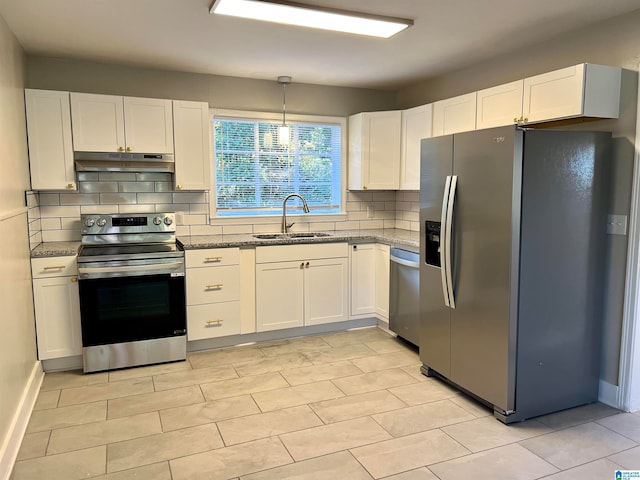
[70,93,173,153]
[432,92,477,136]
[349,111,401,190]
[124,97,174,153]
[173,100,211,191]
[522,63,621,123]
[476,80,524,130]
[400,104,432,190]
[25,89,76,191]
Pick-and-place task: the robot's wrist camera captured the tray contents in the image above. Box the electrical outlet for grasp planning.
[367,205,374,219]
[607,214,627,235]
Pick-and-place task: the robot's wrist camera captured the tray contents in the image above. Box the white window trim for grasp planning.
[209,108,347,223]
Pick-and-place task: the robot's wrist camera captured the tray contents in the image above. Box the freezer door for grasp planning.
[419,135,454,376]
[449,126,522,412]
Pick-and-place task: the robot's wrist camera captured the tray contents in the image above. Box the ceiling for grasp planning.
[2,0,640,90]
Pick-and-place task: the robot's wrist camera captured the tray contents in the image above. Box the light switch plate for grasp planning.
[607,214,627,235]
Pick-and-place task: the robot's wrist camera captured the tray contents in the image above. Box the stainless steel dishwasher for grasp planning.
[389,248,420,346]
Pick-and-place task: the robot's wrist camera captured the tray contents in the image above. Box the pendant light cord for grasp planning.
[282,82,287,126]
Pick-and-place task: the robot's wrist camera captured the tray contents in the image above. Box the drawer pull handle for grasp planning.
[206,319,224,327]
[205,257,222,262]
[43,266,65,270]
[206,283,223,289]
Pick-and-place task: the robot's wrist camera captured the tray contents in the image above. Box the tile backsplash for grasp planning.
[26,172,420,244]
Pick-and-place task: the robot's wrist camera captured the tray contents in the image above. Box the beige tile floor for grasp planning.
[11,326,640,479]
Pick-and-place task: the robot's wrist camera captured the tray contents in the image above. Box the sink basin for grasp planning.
[253,232,333,240]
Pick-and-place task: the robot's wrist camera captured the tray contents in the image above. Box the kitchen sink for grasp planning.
[253,232,333,240]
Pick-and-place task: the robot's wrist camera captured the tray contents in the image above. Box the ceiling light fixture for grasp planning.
[210,0,413,38]
[277,75,291,146]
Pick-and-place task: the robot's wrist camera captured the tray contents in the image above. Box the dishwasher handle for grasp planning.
[390,254,420,269]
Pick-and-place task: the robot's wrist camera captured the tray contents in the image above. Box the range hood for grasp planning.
[74,152,175,173]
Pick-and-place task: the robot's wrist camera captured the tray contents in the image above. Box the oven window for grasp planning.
[79,274,185,346]
[97,279,170,320]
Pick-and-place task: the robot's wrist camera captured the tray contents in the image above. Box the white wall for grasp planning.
[0,12,38,475]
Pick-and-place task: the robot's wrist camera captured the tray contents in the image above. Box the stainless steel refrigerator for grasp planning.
[419,125,610,423]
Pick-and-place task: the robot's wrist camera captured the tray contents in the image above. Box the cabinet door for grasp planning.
[305,257,349,326]
[173,100,211,190]
[25,89,76,191]
[350,243,375,316]
[476,80,524,129]
[523,64,585,123]
[432,92,477,136]
[375,243,390,320]
[401,104,432,190]
[256,261,304,331]
[33,276,82,360]
[70,93,125,152]
[124,97,174,154]
[348,111,401,190]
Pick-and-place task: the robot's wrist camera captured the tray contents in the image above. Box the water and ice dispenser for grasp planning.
[425,221,441,267]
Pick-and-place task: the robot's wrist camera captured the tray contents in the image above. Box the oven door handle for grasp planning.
[78,262,183,275]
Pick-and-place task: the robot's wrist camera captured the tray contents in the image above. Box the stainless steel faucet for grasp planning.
[282,193,310,233]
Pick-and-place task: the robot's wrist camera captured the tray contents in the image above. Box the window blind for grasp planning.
[214,117,342,216]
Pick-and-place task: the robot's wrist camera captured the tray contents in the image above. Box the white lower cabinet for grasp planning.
[31,256,82,360]
[349,243,390,320]
[375,243,390,320]
[255,243,349,332]
[350,243,375,316]
[185,248,241,340]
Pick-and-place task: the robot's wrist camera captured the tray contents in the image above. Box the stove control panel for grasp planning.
[81,213,176,235]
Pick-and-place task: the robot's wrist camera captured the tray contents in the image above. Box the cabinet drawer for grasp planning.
[186,248,240,268]
[256,242,348,263]
[187,302,241,340]
[32,256,78,278]
[186,265,240,305]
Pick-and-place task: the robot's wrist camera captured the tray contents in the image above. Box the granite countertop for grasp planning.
[30,241,81,258]
[178,228,419,251]
[30,229,419,257]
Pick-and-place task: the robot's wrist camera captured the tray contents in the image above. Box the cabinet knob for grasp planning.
[126,146,133,152]
[305,262,310,268]
[513,117,518,123]
[176,184,183,190]
[300,262,304,268]
[523,117,528,123]
[67,183,75,189]
[71,278,77,283]
[118,146,125,152]
[363,185,368,190]
[353,245,357,250]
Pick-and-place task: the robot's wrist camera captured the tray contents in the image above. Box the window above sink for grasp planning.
[210,109,346,219]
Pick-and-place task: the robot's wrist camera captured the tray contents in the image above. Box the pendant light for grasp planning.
[278,75,291,146]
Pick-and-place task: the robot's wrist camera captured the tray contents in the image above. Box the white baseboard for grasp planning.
[598,378,620,409]
[0,361,44,480]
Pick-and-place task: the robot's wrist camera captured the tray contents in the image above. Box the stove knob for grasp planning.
[84,218,95,227]
[153,216,162,225]
[163,217,173,226]
[96,218,107,227]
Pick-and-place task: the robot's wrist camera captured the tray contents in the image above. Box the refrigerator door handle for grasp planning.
[440,175,452,307]
[445,175,458,309]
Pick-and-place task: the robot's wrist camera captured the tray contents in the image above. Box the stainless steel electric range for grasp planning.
[77,212,186,373]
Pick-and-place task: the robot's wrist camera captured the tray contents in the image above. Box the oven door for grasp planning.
[78,259,186,347]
